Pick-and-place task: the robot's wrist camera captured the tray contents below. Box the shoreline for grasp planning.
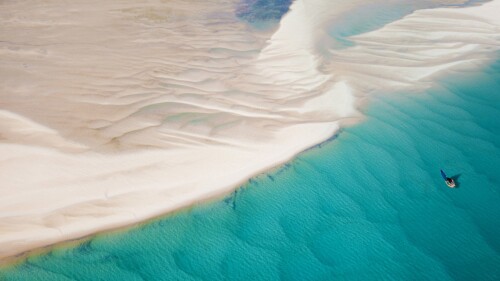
[0,121,342,266]
[0,127,347,269]
[1,0,499,264]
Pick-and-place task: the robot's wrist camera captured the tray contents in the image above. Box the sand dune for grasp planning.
[1,0,499,260]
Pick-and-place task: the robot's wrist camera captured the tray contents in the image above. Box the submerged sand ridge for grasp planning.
[1,0,500,260]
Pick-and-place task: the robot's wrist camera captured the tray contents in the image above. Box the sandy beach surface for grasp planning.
[1,0,499,261]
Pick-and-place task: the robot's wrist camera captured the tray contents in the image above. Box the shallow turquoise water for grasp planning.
[1,55,499,280]
[324,1,491,49]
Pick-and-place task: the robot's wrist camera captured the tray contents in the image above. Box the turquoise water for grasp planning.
[1,56,499,280]
[324,1,491,49]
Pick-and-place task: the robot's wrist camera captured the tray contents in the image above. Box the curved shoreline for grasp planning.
[1,0,499,263]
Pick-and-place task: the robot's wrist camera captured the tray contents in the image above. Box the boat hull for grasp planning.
[446,180,456,188]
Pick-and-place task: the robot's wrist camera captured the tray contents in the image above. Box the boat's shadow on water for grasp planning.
[451,174,462,188]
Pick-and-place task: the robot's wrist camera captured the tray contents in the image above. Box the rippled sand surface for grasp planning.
[0,0,347,259]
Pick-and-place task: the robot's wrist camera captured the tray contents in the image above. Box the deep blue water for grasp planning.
[236,0,292,27]
[1,55,499,281]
